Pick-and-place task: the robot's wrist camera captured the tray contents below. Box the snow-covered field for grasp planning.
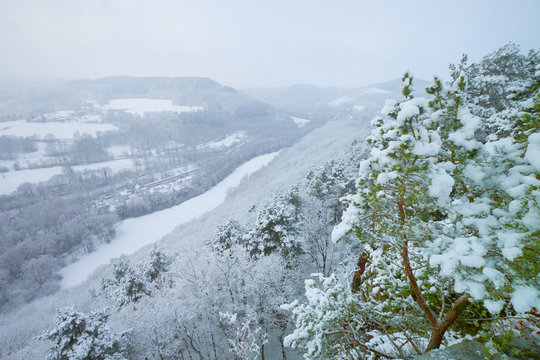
[0,120,117,139]
[0,159,138,195]
[206,131,247,148]
[0,166,63,195]
[107,145,132,156]
[104,98,202,116]
[60,152,280,288]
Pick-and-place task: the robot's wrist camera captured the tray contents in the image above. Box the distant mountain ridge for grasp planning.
[242,78,431,121]
[0,76,275,120]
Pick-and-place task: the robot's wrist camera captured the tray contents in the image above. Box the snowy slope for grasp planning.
[0,118,371,359]
[158,118,370,255]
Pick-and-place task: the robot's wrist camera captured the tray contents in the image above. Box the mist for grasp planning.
[1,0,539,87]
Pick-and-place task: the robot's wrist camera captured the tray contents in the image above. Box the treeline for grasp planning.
[0,136,37,160]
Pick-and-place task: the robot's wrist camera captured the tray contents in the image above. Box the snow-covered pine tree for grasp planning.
[140,245,174,286]
[246,187,303,258]
[40,307,130,360]
[101,258,150,308]
[101,247,174,307]
[284,45,540,359]
[211,219,246,253]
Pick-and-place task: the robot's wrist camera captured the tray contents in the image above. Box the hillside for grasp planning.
[0,76,308,313]
[243,78,430,123]
[0,117,371,359]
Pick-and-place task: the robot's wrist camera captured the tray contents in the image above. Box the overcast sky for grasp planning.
[1,0,539,88]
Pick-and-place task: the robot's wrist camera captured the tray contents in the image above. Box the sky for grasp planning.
[1,0,539,88]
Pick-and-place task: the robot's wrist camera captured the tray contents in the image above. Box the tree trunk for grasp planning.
[351,250,369,293]
[279,333,287,360]
[397,200,471,353]
[260,342,266,360]
[425,294,471,351]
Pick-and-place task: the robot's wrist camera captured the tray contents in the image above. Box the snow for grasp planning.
[522,206,540,231]
[328,96,353,107]
[483,299,504,314]
[381,99,397,116]
[396,102,419,123]
[447,109,481,151]
[428,167,454,205]
[104,98,202,116]
[331,200,360,243]
[511,286,540,313]
[482,267,505,289]
[0,166,63,195]
[60,152,280,288]
[353,105,365,112]
[107,145,132,156]
[290,116,310,128]
[525,132,540,171]
[0,120,117,139]
[0,159,137,196]
[205,131,247,148]
[43,110,75,120]
[412,131,441,156]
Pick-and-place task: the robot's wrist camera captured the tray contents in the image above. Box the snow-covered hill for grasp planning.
[0,117,370,359]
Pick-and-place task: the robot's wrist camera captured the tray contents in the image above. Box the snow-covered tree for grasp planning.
[220,312,268,360]
[300,159,359,276]
[101,246,173,308]
[40,307,130,360]
[140,245,174,286]
[284,46,540,359]
[246,187,303,258]
[101,258,150,308]
[101,247,174,308]
[211,219,246,253]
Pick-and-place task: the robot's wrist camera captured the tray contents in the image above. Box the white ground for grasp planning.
[107,145,132,156]
[206,131,247,148]
[0,120,117,139]
[0,159,138,196]
[60,152,280,288]
[290,116,310,128]
[0,166,63,195]
[104,98,202,116]
[43,110,75,120]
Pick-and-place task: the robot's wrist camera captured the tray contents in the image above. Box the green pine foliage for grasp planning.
[283,44,540,359]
